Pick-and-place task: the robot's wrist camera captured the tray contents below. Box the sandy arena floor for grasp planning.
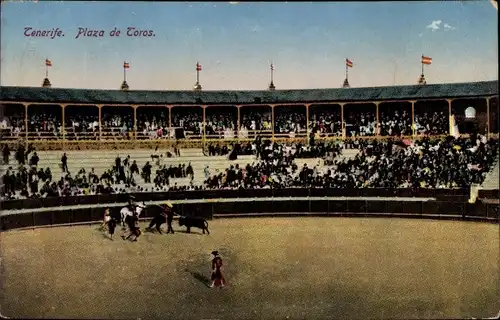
[0,217,499,319]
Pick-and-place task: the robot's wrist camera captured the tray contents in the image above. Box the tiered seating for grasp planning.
[1,148,331,191]
[480,156,500,190]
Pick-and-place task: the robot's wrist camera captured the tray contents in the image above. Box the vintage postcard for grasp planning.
[0,1,498,319]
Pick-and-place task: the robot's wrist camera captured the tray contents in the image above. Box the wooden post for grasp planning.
[305,104,310,140]
[447,99,453,136]
[236,105,241,140]
[271,105,275,141]
[133,105,138,140]
[375,102,380,136]
[340,103,345,139]
[98,105,102,141]
[168,105,172,139]
[61,104,66,147]
[485,97,490,138]
[411,101,415,138]
[24,103,28,140]
[202,105,206,145]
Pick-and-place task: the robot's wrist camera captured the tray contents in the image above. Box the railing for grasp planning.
[0,187,471,211]
[1,198,498,231]
[0,131,492,151]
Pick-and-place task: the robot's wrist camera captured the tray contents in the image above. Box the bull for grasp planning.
[178,216,210,235]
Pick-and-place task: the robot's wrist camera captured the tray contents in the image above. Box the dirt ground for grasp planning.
[0,217,498,319]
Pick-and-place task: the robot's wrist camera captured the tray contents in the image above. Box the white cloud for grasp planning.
[426,20,442,31]
[443,23,456,31]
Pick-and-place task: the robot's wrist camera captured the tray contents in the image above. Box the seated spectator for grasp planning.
[379,109,412,136]
[172,110,203,137]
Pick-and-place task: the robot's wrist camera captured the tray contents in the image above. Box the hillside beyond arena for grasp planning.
[1,217,498,319]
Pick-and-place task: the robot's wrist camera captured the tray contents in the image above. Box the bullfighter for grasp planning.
[210,251,226,288]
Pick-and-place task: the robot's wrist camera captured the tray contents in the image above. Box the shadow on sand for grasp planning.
[185,268,211,287]
[177,230,205,235]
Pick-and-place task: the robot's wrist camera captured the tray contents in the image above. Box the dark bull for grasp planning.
[178,216,210,235]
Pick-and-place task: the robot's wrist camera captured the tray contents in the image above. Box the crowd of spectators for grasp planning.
[1,149,198,200]
[204,134,497,190]
[240,110,272,138]
[309,108,342,136]
[204,113,236,138]
[0,105,463,140]
[1,133,498,201]
[274,110,307,135]
[172,111,202,137]
[414,110,449,135]
[64,113,99,140]
[379,108,412,136]
[344,109,377,137]
[27,111,63,139]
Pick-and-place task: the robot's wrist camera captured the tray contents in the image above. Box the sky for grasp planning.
[0,1,498,91]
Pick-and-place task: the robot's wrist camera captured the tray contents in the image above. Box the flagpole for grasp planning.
[345,59,348,81]
[271,63,274,83]
[421,55,424,75]
[124,63,126,82]
[45,58,48,78]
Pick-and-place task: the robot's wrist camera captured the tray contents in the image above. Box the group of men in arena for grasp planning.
[102,197,175,241]
[101,199,225,288]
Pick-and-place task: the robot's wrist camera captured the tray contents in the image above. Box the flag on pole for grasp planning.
[45,59,52,67]
[346,58,353,68]
[123,62,130,69]
[196,62,202,71]
[270,63,274,71]
[421,56,432,65]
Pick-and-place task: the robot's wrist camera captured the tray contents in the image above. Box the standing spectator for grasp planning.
[16,144,25,165]
[142,161,152,183]
[2,144,10,165]
[61,153,68,173]
[30,152,39,167]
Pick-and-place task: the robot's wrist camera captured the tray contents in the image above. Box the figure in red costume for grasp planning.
[210,251,226,288]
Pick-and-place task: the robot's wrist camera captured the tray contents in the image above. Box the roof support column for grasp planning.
[305,104,310,143]
[271,105,275,142]
[236,105,241,141]
[375,102,380,136]
[339,103,345,139]
[133,105,138,140]
[168,105,172,139]
[23,103,28,140]
[486,97,491,138]
[202,106,207,147]
[61,104,66,149]
[447,99,454,136]
[409,100,416,138]
[98,105,102,141]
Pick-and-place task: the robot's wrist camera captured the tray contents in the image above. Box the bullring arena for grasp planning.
[1,217,499,319]
[1,82,499,319]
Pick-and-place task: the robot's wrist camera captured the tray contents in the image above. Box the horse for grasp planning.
[120,202,146,228]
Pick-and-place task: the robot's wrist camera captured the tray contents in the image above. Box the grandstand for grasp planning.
[0,81,498,201]
[481,156,500,190]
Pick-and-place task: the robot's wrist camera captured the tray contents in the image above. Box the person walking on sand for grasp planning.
[210,251,226,288]
[125,211,141,242]
[103,208,117,240]
[165,202,175,234]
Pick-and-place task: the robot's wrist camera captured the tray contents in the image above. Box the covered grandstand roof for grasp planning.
[0,81,497,105]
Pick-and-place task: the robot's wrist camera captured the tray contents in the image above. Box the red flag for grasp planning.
[421,56,432,65]
[270,63,274,71]
[196,62,202,71]
[346,58,353,68]
[123,62,130,68]
[45,59,52,67]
